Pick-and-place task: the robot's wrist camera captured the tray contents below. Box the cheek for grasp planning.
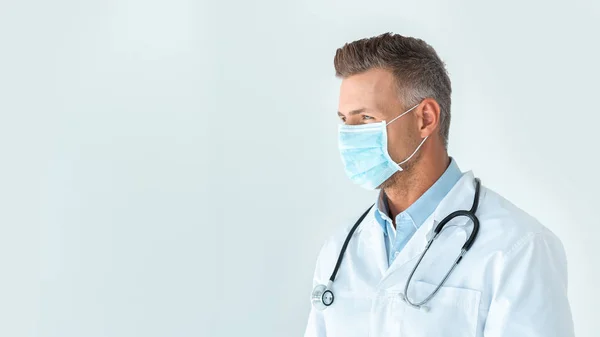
[386,126,417,159]
[385,130,405,160]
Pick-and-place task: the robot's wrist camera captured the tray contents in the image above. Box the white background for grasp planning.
[0,0,598,336]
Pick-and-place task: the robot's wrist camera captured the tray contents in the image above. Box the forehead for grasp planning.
[338,68,400,112]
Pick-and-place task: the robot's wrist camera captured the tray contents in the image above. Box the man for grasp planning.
[304,33,574,337]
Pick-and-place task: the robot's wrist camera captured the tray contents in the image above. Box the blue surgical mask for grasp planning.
[338,104,428,190]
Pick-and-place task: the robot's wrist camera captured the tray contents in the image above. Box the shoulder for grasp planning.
[475,184,565,256]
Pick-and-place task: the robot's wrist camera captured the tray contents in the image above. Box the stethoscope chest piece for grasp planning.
[311,283,334,310]
[322,289,334,306]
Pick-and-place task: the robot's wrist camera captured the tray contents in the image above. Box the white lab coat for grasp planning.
[304,172,574,337]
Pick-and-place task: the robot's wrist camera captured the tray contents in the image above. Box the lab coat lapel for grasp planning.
[380,217,430,282]
[359,217,388,278]
[380,172,478,282]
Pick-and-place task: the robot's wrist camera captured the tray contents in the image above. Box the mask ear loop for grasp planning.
[386,103,420,126]
[397,136,428,166]
[386,102,426,168]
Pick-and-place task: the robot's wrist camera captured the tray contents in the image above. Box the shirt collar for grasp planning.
[374,158,463,232]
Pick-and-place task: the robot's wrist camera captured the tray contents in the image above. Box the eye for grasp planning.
[339,116,347,123]
[362,115,374,121]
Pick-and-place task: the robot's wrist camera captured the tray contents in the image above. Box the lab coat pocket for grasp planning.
[399,280,481,337]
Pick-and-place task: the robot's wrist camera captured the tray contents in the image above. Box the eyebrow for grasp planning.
[337,108,367,117]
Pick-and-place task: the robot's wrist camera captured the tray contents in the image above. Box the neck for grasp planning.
[383,152,450,222]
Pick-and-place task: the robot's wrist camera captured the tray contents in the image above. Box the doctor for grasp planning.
[304,33,574,337]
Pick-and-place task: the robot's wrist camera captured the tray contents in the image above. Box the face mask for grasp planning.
[338,104,428,190]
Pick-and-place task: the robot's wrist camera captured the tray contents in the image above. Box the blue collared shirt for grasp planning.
[374,158,463,266]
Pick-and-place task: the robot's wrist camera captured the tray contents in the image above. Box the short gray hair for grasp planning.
[334,33,452,148]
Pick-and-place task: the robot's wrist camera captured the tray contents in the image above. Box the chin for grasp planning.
[377,175,396,190]
[379,169,408,190]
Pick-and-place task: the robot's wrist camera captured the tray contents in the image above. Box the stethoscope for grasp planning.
[311,178,481,312]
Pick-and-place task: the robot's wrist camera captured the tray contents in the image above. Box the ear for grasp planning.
[416,98,440,138]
